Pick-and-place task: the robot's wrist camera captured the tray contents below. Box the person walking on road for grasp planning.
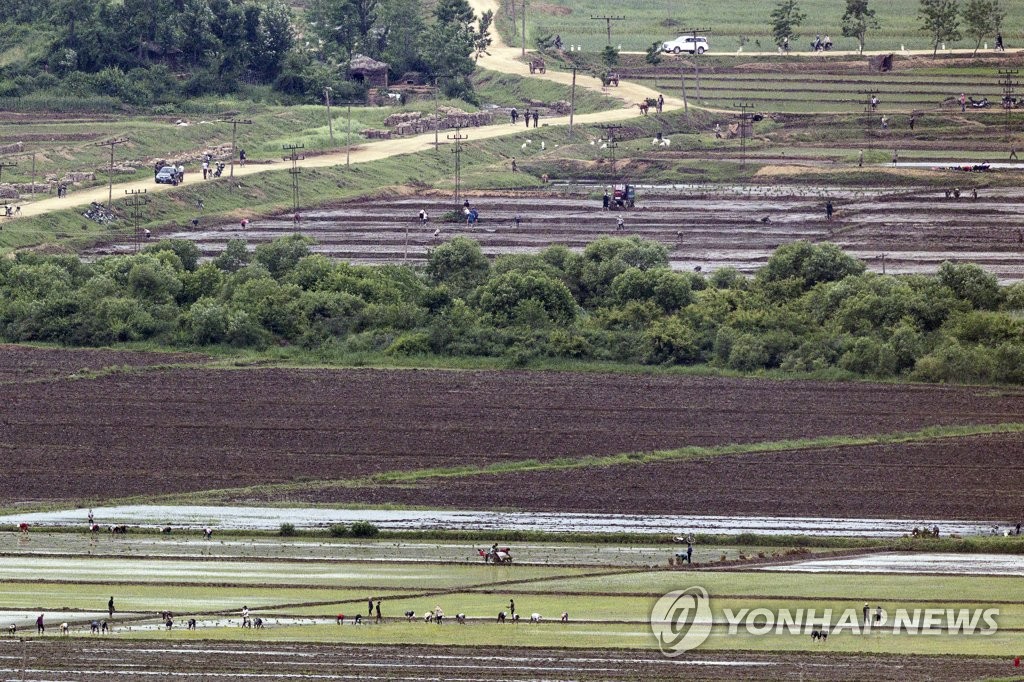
[523,109,530,128]
[532,110,539,127]
[510,107,518,125]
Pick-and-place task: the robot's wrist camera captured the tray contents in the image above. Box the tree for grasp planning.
[600,45,619,67]
[920,0,962,56]
[962,0,1004,55]
[770,0,806,48]
[645,41,663,66]
[425,237,489,294]
[474,9,493,61]
[841,0,880,53]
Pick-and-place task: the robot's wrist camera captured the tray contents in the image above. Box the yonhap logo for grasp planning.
[650,586,713,656]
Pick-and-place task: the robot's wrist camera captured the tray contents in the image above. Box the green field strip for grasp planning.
[0,583,402,615]
[149,422,1024,506]
[502,571,1024,603]
[100,619,1021,655]
[0,557,592,590]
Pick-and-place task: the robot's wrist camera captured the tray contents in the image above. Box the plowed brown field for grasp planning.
[306,433,1024,520]
[3,346,1024,512]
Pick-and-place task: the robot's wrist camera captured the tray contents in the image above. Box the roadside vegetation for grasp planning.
[3,233,1024,384]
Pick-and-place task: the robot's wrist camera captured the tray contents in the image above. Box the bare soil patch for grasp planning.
[0,344,204,384]
[311,433,1024,520]
[3,346,1024,507]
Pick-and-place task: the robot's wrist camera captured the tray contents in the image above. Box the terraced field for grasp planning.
[87,187,1024,282]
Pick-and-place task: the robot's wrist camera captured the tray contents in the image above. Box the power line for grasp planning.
[678,28,710,104]
[124,189,149,254]
[596,124,623,179]
[0,160,17,185]
[283,143,305,218]
[734,102,755,167]
[447,127,468,207]
[558,65,579,138]
[92,137,129,207]
[217,118,253,182]
[590,15,625,46]
[999,69,1020,133]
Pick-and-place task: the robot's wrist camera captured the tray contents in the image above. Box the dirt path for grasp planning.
[11,0,678,223]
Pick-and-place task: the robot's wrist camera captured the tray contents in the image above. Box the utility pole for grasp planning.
[28,152,36,196]
[596,123,622,181]
[680,28,709,103]
[560,65,578,138]
[124,189,149,254]
[591,15,625,46]
[283,143,305,217]
[218,118,253,181]
[447,127,468,207]
[679,61,689,113]
[999,69,1019,133]
[734,102,755,167]
[0,160,16,186]
[93,137,128,207]
[433,80,440,152]
[324,87,335,145]
[522,0,527,56]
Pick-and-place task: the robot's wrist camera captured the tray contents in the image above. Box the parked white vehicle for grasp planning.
[662,35,709,54]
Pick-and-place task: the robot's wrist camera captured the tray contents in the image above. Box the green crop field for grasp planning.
[504,0,1024,53]
[2,536,1021,657]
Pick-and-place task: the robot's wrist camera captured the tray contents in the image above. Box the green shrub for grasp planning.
[329,524,349,537]
[279,523,296,536]
[349,521,380,537]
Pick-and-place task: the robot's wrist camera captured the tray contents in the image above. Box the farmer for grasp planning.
[909,114,916,131]
[419,208,427,224]
[826,200,834,221]
[511,158,517,173]
[88,509,94,525]
[375,600,382,623]
[874,606,883,624]
[524,109,530,128]
[108,597,115,619]
[532,110,539,127]
[616,216,624,231]
[368,597,374,617]
[997,32,1004,51]
[657,94,664,113]
[960,93,967,112]
[870,94,878,111]
[863,603,870,626]
[858,149,864,167]
[686,543,693,564]
[510,107,518,125]
[36,614,44,635]
[602,191,610,210]
[509,599,516,617]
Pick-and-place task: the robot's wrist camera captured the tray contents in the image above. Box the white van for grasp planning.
[662,36,709,54]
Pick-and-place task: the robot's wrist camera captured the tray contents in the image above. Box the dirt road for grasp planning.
[13,0,675,222]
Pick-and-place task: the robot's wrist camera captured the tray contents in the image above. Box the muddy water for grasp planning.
[0,506,1002,538]
[81,184,1024,282]
[765,552,1024,576]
